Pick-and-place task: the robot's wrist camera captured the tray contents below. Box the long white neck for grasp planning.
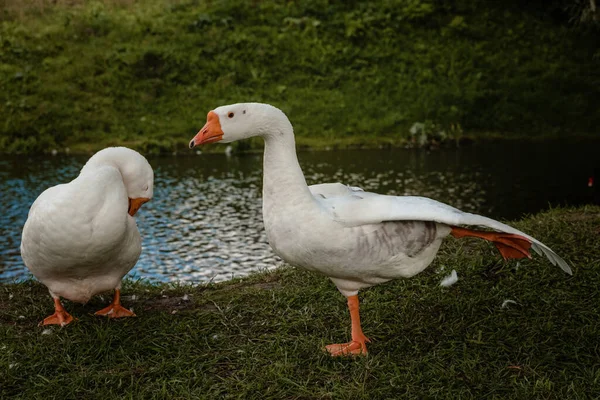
[80,147,130,175]
[260,116,314,217]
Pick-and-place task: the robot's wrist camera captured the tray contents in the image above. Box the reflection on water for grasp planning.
[1,141,597,283]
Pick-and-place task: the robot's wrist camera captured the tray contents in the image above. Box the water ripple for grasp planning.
[1,142,596,283]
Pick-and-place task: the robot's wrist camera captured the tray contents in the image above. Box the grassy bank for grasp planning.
[0,0,598,154]
[1,206,599,398]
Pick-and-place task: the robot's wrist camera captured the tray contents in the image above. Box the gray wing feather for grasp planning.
[311,184,572,275]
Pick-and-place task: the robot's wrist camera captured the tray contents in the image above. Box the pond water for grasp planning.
[1,140,597,283]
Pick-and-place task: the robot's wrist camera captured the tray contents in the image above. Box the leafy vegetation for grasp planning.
[1,206,599,398]
[0,0,598,154]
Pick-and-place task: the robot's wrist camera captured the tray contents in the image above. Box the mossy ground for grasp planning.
[1,206,599,399]
[1,0,598,154]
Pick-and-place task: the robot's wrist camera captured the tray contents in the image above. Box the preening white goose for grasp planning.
[20,147,153,326]
[189,103,572,356]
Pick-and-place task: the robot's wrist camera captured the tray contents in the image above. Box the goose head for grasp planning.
[189,103,292,148]
[82,147,154,216]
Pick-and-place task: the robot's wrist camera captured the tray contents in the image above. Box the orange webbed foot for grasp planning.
[40,310,75,327]
[325,295,371,356]
[95,288,136,319]
[451,226,532,260]
[94,304,136,318]
[325,339,370,356]
[40,297,76,326]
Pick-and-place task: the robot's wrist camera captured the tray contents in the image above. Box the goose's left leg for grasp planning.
[94,285,136,318]
[450,226,532,260]
[325,295,370,356]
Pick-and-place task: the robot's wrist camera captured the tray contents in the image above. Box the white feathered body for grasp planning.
[189,103,570,298]
[260,133,448,296]
[21,166,142,303]
[253,105,570,297]
[263,183,449,295]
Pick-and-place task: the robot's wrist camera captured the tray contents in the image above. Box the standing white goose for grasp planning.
[21,147,153,326]
[189,103,572,356]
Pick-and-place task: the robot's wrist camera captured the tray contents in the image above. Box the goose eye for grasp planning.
[143,184,149,191]
[228,112,235,118]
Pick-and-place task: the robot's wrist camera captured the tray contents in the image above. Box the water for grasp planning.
[1,140,597,283]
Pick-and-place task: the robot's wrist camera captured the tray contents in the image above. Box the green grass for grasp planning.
[1,206,599,399]
[0,0,598,154]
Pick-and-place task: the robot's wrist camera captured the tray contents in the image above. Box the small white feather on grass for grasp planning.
[440,270,458,287]
[501,299,518,308]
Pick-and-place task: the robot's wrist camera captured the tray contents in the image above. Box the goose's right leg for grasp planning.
[324,294,371,356]
[40,294,75,326]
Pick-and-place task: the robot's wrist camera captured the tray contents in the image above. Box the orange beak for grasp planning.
[189,111,224,148]
[128,197,150,216]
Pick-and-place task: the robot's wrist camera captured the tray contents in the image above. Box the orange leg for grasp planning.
[325,295,371,356]
[40,297,75,327]
[94,289,136,318]
[450,226,532,260]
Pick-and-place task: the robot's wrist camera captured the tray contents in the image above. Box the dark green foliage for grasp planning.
[1,206,599,398]
[0,0,598,154]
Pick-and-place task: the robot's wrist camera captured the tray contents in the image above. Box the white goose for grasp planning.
[189,103,572,356]
[21,147,153,326]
